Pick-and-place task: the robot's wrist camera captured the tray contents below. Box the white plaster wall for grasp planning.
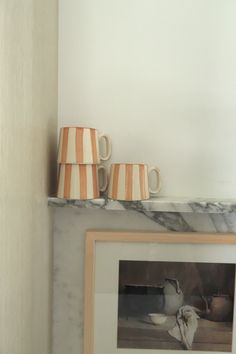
[0,1,58,354]
[59,0,236,198]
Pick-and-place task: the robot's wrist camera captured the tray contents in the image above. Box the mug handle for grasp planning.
[98,165,108,192]
[148,166,161,194]
[99,134,112,161]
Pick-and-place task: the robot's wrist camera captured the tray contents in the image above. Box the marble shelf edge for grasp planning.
[48,196,236,214]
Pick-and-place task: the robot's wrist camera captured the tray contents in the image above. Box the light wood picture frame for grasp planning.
[84,231,236,354]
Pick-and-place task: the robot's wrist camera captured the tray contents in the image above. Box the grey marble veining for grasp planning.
[48,196,236,214]
[52,206,236,354]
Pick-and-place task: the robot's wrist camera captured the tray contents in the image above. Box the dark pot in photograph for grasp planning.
[203,295,233,322]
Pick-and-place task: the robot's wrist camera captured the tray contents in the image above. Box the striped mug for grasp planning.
[58,127,112,164]
[108,163,161,201]
[57,164,108,199]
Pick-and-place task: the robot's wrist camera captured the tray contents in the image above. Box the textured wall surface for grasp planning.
[59,0,236,198]
[0,1,58,354]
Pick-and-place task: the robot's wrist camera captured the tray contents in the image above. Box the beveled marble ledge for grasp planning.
[48,196,236,214]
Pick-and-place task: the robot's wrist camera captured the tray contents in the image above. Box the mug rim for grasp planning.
[59,163,99,167]
[111,163,147,166]
[60,126,96,130]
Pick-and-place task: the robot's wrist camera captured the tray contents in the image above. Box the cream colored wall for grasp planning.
[0,1,58,354]
[59,0,236,198]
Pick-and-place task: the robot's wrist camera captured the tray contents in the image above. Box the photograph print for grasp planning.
[117,260,235,352]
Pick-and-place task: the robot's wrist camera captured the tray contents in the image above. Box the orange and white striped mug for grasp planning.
[108,163,161,201]
[57,164,108,199]
[58,127,112,164]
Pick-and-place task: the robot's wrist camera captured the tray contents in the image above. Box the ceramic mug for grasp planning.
[57,164,108,199]
[108,163,161,201]
[58,127,112,164]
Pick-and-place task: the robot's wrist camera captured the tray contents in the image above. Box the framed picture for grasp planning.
[84,231,236,354]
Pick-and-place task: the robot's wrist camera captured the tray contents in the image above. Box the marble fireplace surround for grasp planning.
[50,196,236,354]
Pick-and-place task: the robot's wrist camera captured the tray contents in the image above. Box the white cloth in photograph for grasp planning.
[168,305,200,350]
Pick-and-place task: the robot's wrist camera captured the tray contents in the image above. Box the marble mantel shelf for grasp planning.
[48,196,236,214]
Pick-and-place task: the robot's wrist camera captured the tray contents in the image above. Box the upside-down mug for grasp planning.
[57,164,108,199]
[108,163,161,201]
[58,127,112,164]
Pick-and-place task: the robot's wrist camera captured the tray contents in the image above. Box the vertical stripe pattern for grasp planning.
[61,127,69,163]
[125,164,133,200]
[57,164,64,197]
[58,127,101,164]
[76,128,84,163]
[92,165,98,198]
[112,164,120,200]
[90,129,98,164]
[132,165,141,200]
[64,164,72,198]
[139,164,146,199]
[79,165,87,199]
[57,164,101,199]
[108,164,150,201]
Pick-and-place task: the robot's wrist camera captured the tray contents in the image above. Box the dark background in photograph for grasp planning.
[118,261,235,309]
